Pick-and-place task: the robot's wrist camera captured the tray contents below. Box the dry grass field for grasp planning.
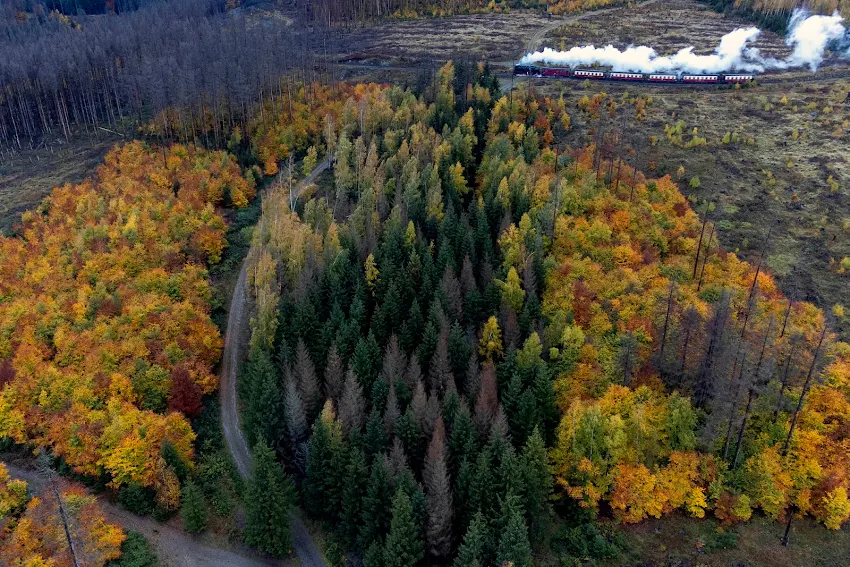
[0,134,121,234]
[542,0,791,58]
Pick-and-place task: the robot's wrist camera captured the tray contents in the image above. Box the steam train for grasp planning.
[513,63,755,85]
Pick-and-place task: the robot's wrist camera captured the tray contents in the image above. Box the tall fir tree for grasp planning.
[520,427,552,546]
[425,418,454,560]
[244,441,296,557]
[181,480,207,535]
[453,511,487,567]
[240,351,283,449]
[360,454,393,550]
[304,403,344,520]
[339,444,369,547]
[496,491,532,567]
[384,488,425,567]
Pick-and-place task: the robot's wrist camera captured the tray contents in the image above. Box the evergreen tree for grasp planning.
[384,488,425,567]
[360,454,393,550]
[240,352,283,449]
[354,331,382,391]
[397,407,423,468]
[520,427,552,546]
[470,450,496,523]
[304,406,344,520]
[401,300,425,354]
[339,368,366,436]
[425,418,454,560]
[363,541,384,567]
[496,491,532,567]
[453,511,487,567]
[385,384,402,437]
[448,403,478,477]
[283,374,309,475]
[340,444,368,547]
[180,481,207,534]
[364,407,389,458]
[295,339,321,419]
[324,342,345,402]
[448,322,472,378]
[244,441,296,557]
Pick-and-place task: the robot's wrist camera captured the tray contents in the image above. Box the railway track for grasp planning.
[501,64,850,90]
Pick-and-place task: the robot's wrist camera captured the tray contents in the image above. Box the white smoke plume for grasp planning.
[520,9,849,74]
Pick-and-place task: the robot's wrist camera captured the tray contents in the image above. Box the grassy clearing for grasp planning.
[543,0,789,58]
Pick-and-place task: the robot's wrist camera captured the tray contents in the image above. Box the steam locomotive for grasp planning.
[513,63,755,84]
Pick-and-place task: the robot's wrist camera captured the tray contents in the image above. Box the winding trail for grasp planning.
[3,462,278,567]
[220,159,332,567]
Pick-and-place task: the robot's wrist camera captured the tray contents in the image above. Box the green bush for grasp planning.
[181,481,208,534]
[107,531,159,567]
[554,522,623,560]
[706,528,739,552]
[117,484,155,516]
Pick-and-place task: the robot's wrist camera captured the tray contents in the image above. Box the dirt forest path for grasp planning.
[220,158,332,567]
[3,462,280,567]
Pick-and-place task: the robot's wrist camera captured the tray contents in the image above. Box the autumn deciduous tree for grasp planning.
[0,471,125,567]
[0,142,251,495]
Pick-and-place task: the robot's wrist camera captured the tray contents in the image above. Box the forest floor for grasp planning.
[0,132,122,234]
[606,512,850,567]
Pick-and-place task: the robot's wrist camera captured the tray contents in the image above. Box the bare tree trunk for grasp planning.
[658,282,676,368]
[781,324,827,456]
[697,224,714,291]
[692,202,710,279]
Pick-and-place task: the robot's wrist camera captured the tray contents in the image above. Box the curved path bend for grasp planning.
[4,462,278,567]
[220,159,332,567]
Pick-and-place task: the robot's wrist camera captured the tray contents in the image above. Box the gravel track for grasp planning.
[219,159,332,567]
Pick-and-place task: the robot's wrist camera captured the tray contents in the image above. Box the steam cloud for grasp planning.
[521,9,850,74]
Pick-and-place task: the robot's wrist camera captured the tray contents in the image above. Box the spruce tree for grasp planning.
[364,407,388,458]
[244,441,295,557]
[180,480,207,534]
[304,407,344,520]
[520,427,552,546]
[340,444,368,547]
[294,338,321,419]
[283,374,308,475]
[339,368,366,436]
[363,541,384,567]
[240,352,283,448]
[324,343,345,402]
[384,488,425,567]
[453,511,487,567]
[424,418,454,560]
[496,491,532,567]
[353,331,381,391]
[359,454,392,550]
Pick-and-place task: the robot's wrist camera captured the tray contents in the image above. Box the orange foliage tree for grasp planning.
[0,142,255,492]
[0,467,124,566]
